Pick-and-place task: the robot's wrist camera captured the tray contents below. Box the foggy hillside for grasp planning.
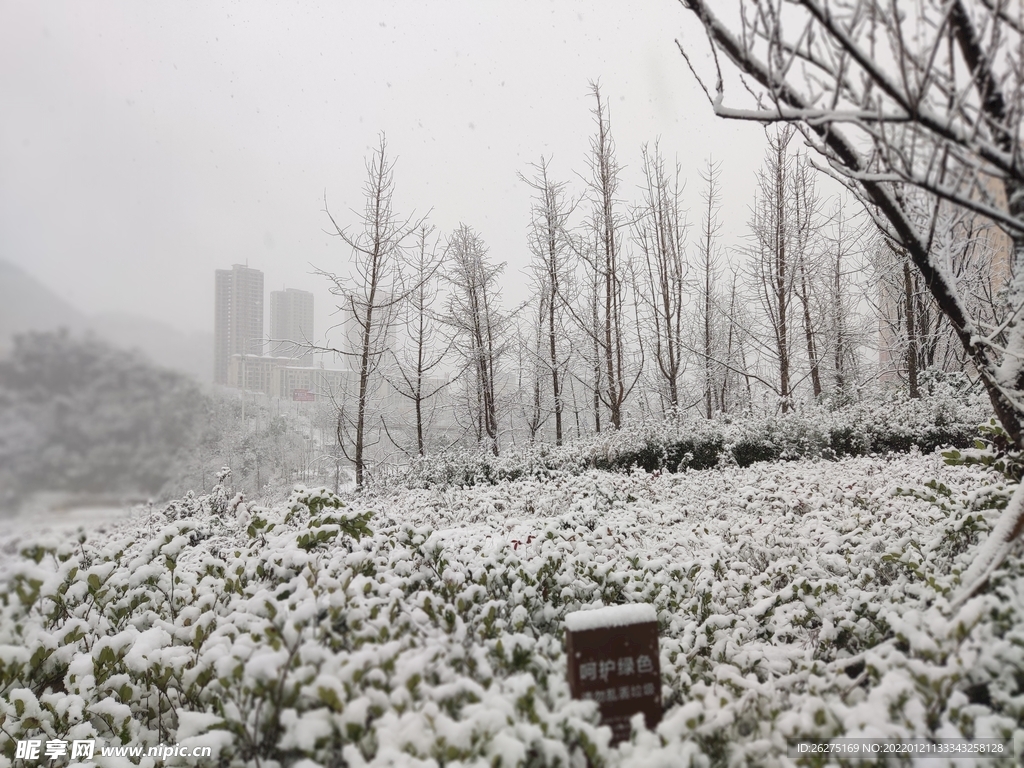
[0,259,213,382]
[0,259,87,351]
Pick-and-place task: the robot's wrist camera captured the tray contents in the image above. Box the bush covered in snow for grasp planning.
[2,451,1021,766]
[373,385,989,493]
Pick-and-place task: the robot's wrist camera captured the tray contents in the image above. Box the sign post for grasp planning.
[564,604,662,744]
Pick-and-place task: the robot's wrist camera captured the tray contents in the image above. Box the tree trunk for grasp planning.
[704,264,714,418]
[550,313,562,444]
[799,260,822,399]
[547,220,564,445]
[833,247,847,395]
[774,138,791,413]
[903,259,920,399]
[592,273,602,434]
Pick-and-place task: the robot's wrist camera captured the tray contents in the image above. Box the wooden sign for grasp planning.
[565,604,662,744]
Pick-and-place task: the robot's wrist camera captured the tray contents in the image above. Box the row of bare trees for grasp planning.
[315,78,1006,494]
[313,136,513,485]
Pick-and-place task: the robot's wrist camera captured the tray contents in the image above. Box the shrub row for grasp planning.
[371,385,990,492]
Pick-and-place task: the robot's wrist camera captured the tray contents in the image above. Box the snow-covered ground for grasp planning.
[1,504,136,538]
[1,452,1022,766]
[0,504,138,573]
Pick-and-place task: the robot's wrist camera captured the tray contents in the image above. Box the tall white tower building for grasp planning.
[270,288,314,365]
[214,264,264,385]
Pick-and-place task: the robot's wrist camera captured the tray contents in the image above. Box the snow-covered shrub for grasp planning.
[943,419,1024,488]
[725,383,984,469]
[373,388,988,495]
[837,381,985,458]
[894,418,1024,577]
[730,433,781,467]
[162,467,233,520]
[374,444,575,493]
[589,427,725,474]
[3,455,1022,766]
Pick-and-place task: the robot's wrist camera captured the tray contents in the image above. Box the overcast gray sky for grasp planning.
[0,1,769,341]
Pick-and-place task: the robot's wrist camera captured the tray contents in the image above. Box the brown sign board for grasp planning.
[565,604,661,744]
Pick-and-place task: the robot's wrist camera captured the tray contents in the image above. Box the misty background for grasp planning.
[1,1,766,349]
[0,2,776,516]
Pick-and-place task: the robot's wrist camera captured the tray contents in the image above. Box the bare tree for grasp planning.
[581,217,605,433]
[382,224,453,457]
[315,134,422,489]
[676,0,1023,599]
[867,235,924,393]
[507,310,548,445]
[524,311,547,442]
[444,225,509,456]
[633,142,689,416]
[748,128,800,412]
[721,270,755,412]
[522,157,576,444]
[822,198,867,402]
[579,82,640,430]
[695,158,723,417]
[872,202,1007,395]
[792,159,824,400]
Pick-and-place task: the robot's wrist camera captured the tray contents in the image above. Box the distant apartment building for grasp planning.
[273,363,355,401]
[226,353,307,394]
[226,354,355,400]
[269,288,314,365]
[214,265,265,385]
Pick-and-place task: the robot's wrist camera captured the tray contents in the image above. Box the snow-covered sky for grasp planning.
[0,1,769,338]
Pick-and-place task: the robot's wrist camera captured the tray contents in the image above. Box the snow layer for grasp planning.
[565,603,657,631]
[1,452,1021,767]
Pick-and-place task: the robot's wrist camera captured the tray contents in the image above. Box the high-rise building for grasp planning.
[269,288,314,365]
[214,264,265,385]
